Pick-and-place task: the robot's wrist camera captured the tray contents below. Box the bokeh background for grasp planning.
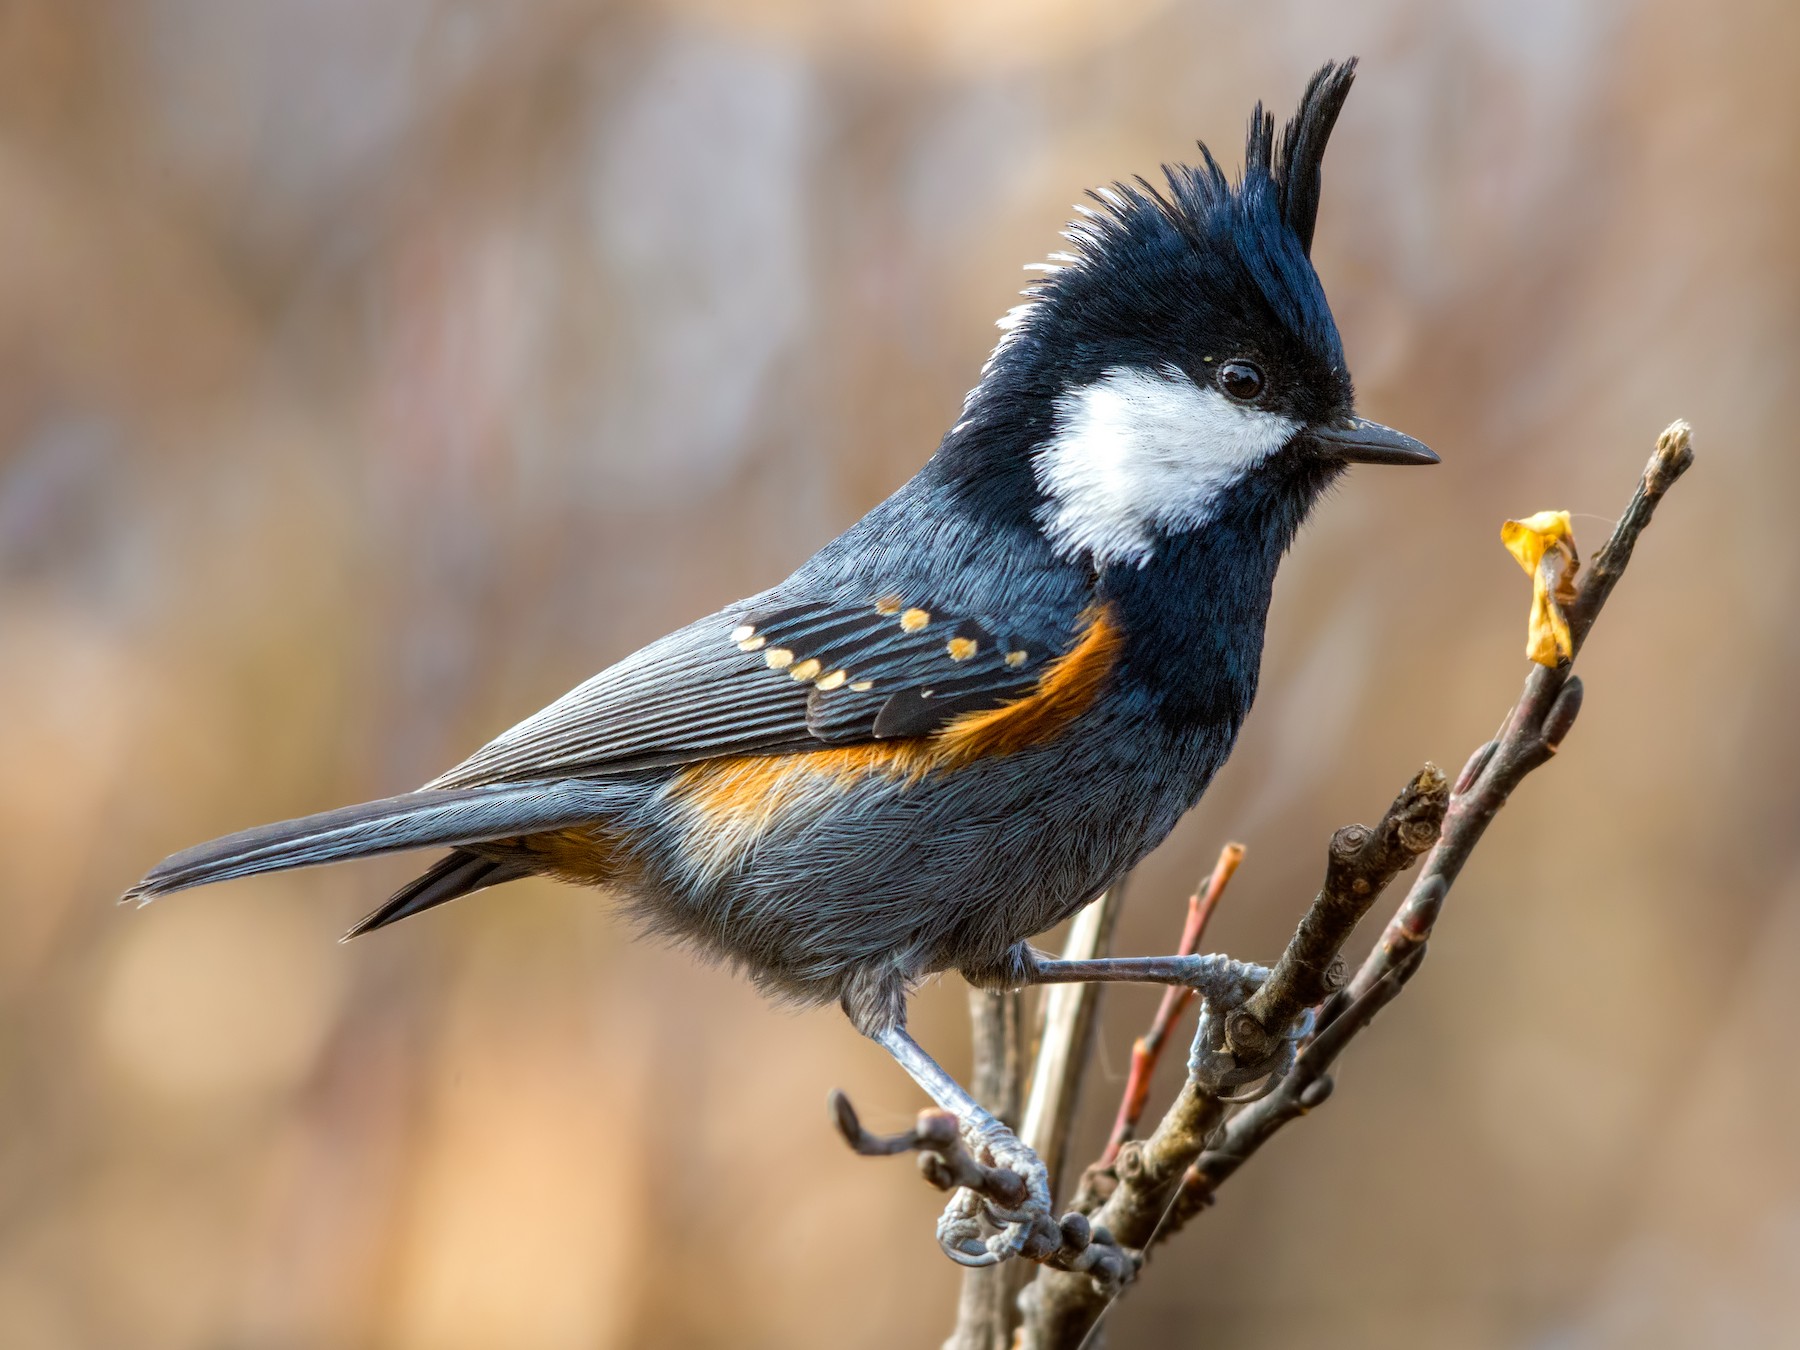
[3,1,1797,1346]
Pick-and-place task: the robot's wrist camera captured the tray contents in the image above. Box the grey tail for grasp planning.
[343,850,530,940]
[122,783,595,905]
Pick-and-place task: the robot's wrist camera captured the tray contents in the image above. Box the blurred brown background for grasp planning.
[2,1,1796,1346]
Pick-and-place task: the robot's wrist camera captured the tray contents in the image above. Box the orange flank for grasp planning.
[674,741,926,840]
[933,605,1121,767]
[507,824,636,887]
[673,605,1123,853]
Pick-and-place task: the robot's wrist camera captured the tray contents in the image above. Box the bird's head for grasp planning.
[939,58,1435,569]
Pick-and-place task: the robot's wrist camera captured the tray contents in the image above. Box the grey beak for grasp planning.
[1309,417,1439,466]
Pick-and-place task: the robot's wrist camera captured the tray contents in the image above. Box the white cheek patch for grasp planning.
[1032,365,1300,566]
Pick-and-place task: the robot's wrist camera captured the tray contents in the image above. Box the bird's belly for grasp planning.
[634,726,1212,1000]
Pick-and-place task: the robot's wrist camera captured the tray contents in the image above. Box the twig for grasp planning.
[830,1086,1137,1293]
[1174,944,1427,1224]
[831,1091,1030,1206]
[1021,883,1128,1205]
[1016,420,1696,1348]
[1353,420,1694,997]
[1100,844,1244,1167]
[1022,424,1692,1350]
[1223,768,1446,1062]
[1016,771,1445,1348]
[969,988,1026,1128]
[1172,420,1695,1234]
[946,988,1027,1350]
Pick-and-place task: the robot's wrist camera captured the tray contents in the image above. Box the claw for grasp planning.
[987,1222,1031,1261]
[937,1191,1001,1266]
[967,1128,1052,1225]
[930,1121,1061,1268]
[942,1242,1001,1268]
[1186,965,1315,1096]
[837,1030,1136,1289]
[852,1100,1132,1290]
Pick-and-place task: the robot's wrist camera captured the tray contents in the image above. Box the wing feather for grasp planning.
[429,592,1081,789]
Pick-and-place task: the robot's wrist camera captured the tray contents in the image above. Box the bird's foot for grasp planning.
[934,1125,1136,1290]
[1178,955,1316,1102]
[933,1117,1055,1266]
[829,1092,1136,1291]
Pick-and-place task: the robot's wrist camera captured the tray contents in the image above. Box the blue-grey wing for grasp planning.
[426,592,1078,789]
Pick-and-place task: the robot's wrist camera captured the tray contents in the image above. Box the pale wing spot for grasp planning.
[789,658,822,682]
[849,680,874,692]
[737,635,767,652]
[874,595,902,615]
[947,637,978,661]
[765,648,795,669]
[730,624,756,643]
[1005,649,1028,668]
[815,669,848,691]
[900,608,931,632]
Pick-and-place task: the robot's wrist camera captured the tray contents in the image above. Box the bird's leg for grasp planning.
[871,1023,1060,1265]
[1024,951,1263,990]
[1020,949,1313,1097]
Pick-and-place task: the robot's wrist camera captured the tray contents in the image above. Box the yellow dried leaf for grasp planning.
[1500,510,1580,667]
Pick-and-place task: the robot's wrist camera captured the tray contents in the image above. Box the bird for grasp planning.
[125,58,1434,1264]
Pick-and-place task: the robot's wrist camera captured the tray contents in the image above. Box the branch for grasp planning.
[1223,768,1446,1063]
[830,1092,1137,1292]
[1017,770,1444,1348]
[1021,883,1128,1204]
[945,987,1027,1350]
[1353,419,1693,997]
[1017,420,1696,1349]
[1176,943,1427,1223]
[832,1092,1028,1204]
[969,988,1026,1128]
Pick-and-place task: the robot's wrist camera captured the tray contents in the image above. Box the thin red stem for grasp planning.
[1099,843,1244,1166]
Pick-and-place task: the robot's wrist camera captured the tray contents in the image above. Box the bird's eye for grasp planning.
[1217,360,1265,402]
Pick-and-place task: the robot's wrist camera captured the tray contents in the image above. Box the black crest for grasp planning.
[934,58,1363,499]
[1247,58,1358,257]
[1013,57,1362,312]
